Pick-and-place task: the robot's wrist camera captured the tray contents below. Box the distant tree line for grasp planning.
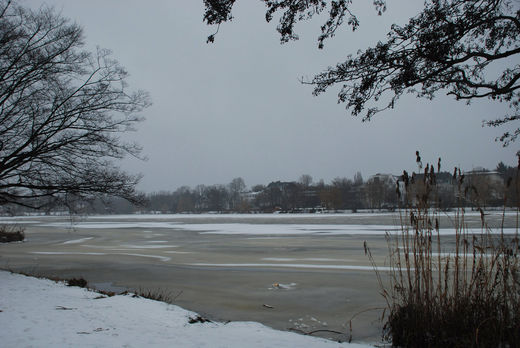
[2,161,518,216]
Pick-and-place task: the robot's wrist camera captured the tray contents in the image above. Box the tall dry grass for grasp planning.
[370,157,520,347]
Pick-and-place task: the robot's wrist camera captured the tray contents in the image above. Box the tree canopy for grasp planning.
[0,0,150,209]
[203,0,520,145]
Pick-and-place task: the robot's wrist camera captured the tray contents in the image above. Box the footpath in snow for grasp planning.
[0,271,373,347]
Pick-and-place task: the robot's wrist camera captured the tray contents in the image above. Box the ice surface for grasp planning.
[37,220,517,236]
[262,257,352,262]
[30,252,171,262]
[31,251,107,256]
[187,263,392,271]
[62,237,94,244]
[119,244,177,249]
[41,221,182,229]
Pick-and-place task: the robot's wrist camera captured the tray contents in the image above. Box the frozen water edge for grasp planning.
[0,271,373,348]
[31,221,518,236]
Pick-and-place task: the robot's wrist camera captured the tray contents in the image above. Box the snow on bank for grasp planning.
[0,271,372,348]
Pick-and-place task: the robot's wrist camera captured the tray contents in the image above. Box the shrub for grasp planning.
[369,157,520,347]
[0,225,25,243]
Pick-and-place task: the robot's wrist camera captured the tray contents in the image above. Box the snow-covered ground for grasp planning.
[0,271,373,348]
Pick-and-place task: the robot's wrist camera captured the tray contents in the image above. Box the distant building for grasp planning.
[465,169,503,186]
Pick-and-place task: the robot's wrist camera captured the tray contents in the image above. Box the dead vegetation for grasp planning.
[0,225,25,243]
[368,155,520,347]
[67,278,88,288]
[134,288,183,304]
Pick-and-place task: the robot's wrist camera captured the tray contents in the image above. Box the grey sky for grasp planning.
[24,0,519,192]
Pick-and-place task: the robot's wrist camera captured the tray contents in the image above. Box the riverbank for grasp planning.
[0,270,373,347]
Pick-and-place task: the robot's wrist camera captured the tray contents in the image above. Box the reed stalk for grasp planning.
[371,156,520,347]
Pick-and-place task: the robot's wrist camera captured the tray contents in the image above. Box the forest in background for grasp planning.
[2,161,517,216]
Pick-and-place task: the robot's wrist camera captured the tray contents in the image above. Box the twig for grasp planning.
[172,290,183,301]
[287,327,344,336]
[55,305,76,310]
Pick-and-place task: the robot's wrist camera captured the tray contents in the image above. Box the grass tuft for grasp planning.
[134,288,183,304]
[0,225,25,243]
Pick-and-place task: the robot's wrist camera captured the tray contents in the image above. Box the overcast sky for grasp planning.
[24,0,519,192]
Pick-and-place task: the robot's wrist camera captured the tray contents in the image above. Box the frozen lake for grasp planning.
[0,212,516,344]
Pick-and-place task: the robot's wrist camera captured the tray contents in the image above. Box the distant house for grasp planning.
[465,169,503,186]
[240,191,260,203]
[368,173,399,185]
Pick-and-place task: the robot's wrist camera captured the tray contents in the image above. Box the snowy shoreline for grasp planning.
[0,271,374,347]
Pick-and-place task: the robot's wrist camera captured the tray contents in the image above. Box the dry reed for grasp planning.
[0,224,25,243]
[370,156,520,347]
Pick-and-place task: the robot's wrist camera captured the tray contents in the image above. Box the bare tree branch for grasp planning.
[0,1,150,209]
[203,0,520,145]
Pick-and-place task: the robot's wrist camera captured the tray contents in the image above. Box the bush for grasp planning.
[0,225,25,243]
[368,157,520,347]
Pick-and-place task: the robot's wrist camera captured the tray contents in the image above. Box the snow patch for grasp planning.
[62,237,94,244]
[113,253,171,262]
[31,251,107,256]
[262,257,352,262]
[187,263,390,271]
[119,244,177,249]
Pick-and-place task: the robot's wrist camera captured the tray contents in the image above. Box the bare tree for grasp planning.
[364,174,396,210]
[203,0,520,145]
[353,171,363,186]
[228,177,246,210]
[298,174,313,187]
[0,1,150,209]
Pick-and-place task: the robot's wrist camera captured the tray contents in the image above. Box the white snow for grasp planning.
[119,244,178,249]
[114,253,171,262]
[188,224,399,235]
[0,271,372,348]
[262,257,352,262]
[187,263,392,271]
[81,213,397,220]
[41,221,182,229]
[66,211,515,220]
[176,224,518,236]
[40,220,400,234]
[31,251,107,256]
[62,237,94,244]
[36,220,518,236]
[4,211,513,223]
[30,252,172,262]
